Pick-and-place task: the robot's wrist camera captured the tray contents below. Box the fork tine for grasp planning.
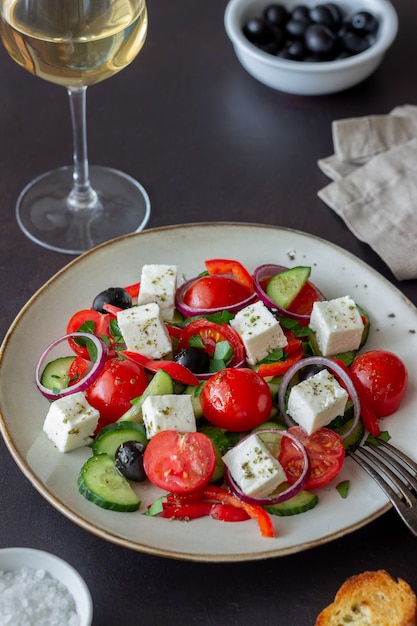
[348,441,417,536]
[366,440,417,493]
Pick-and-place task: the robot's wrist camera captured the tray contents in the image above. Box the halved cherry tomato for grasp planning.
[85,358,148,427]
[67,355,89,386]
[67,309,118,359]
[279,426,345,490]
[286,281,322,317]
[200,367,272,431]
[178,319,245,366]
[204,259,255,292]
[120,350,200,386]
[183,275,253,310]
[350,350,408,418]
[143,431,216,494]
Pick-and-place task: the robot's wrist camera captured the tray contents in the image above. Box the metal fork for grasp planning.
[348,439,417,536]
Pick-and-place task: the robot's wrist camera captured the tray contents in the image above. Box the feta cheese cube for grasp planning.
[137,264,177,321]
[287,369,348,434]
[309,295,364,356]
[117,302,172,359]
[230,300,288,365]
[223,433,287,498]
[142,394,196,439]
[43,391,100,453]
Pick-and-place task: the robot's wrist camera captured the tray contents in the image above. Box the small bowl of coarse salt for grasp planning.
[0,547,93,626]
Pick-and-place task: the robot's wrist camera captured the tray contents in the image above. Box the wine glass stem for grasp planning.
[66,86,101,212]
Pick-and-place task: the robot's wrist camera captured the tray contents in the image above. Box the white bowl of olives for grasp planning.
[224,0,398,95]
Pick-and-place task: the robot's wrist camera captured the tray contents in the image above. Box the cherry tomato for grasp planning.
[286,281,322,317]
[350,350,408,418]
[85,358,148,426]
[200,368,272,431]
[278,426,345,490]
[178,319,245,367]
[143,431,216,494]
[183,275,253,310]
[67,356,89,386]
[66,309,118,359]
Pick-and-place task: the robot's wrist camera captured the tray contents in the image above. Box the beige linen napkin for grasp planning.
[318,105,417,280]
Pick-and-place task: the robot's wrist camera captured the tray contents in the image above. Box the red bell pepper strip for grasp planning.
[332,359,381,437]
[257,347,305,378]
[159,502,250,522]
[124,282,141,298]
[204,259,255,293]
[120,350,200,386]
[200,485,275,538]
[283,330,303,354]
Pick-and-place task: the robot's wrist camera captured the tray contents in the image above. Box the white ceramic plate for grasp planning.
[1,223,417,562]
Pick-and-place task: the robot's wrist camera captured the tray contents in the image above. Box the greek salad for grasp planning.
[35,259,408,538]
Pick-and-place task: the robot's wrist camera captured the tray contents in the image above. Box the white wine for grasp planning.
[0,0,147,87]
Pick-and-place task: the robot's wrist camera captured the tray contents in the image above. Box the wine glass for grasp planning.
[0,0,150,255]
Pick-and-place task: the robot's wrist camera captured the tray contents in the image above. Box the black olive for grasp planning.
[286,39,306,60]
[243,18,275,45]
[341,30,372,54]
[286,18,309,38]
[92,287,132,313]
[305,23,337,55]
[115,441,146,482]
[263,4,288,27]
[350,11,379,35]
[309,5,338,29]
[291,5,311,22]
[322,3,343,25]
[298,364,325,381]
[174,347,210,374]
[242,3,379,62]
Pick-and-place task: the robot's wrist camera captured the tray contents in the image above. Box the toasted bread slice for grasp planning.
[315,570,417,626]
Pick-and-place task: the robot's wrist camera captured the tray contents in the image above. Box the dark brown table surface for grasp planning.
[1,1,417,624]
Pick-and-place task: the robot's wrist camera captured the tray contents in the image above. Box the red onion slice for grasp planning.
[277,356,361,440]
[175,276,257,317]
[224,428,310,506]
[35,332,107,401]
[253,264,325,322]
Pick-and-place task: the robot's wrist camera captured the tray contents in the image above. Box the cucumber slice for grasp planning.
[266,266,311,309]
[183,384,204,419]
[93,421,147,458]
[198,425,229,483]
[40,356,77,391]
[118,368,174,423]
[78,453,140,512]
[265,490,318,516]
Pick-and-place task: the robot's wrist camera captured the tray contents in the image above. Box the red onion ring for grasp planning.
[253,264,325,323]
[224,428,310,506]
[277,356,361,440]
[175,276,257,317]
[35,332,107,400]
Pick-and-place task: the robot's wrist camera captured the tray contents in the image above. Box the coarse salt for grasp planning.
[0,567,80,626]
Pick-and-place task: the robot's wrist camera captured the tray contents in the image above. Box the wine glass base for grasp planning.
[16,165,151,255]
